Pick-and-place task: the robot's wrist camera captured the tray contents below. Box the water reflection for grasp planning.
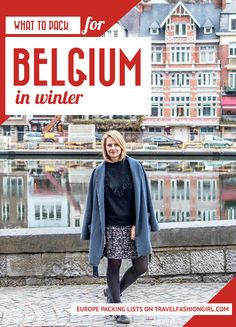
[1,159,236,229]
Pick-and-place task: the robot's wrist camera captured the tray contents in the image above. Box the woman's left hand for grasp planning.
[131,225,135,240]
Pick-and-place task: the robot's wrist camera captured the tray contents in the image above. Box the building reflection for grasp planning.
[148,169,219,223]
[27,160,97,230]
[220,174,236,221]
[0,160,28,228]
[0,159,236,229]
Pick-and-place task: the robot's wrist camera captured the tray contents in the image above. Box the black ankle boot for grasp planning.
[103,288,113,303]
[115,315,130,324]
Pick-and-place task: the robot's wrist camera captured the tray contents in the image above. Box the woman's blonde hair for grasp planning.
[102,130,127,162]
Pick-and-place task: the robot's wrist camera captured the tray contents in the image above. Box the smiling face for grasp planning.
[105,136,122,162]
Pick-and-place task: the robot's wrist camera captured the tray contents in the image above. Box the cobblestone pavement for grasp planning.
[0,282,226,327]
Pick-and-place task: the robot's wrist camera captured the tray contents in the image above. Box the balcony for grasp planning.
[220,117,236,125]
[224,87,236,95]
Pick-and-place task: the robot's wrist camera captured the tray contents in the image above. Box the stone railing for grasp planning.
[0,222,236,286]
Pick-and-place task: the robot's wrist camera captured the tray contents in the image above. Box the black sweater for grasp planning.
[105,158,136,226]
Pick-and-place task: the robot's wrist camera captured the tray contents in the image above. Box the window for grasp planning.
[151,46,162,63]
[171,210,190,222]
[148,127,162,133]
[204,27,212,34]
[197,210,216,221]
[156,210,164,223]
[197,96,217,117]
[75,219,80,227]
[151,72,163,86]
[56,204,62,220]
[17,202,25,221]
[200,127,214,133]
[197,180,216,201]
[175,23,186,36]
[171,180,190,200]
[150,28,159,35]
[35,204,40,220]
[151,180,164,201]
[42,205,48,219]
[49,205,54,219]
[174,4,187,16]
[229,72,236,88]
[2,203,10,221]
[3,177,23,196]
[3,126,10,136]
[151,96,164,117]
[104,29,122,38]
[199,46,216,63]
[230,16,236,31]
[171,73,190,87]
[229,44,236,57]
[197,73,217,86]
[34,203,62,220]
[171,96,190,117]
[171,46,190,63]
[228,208,236,220]
[9,115,22,119]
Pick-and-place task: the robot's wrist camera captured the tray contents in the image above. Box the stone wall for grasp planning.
[0,223,236,286]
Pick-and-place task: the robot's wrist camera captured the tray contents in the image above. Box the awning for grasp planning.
[222,96,236,111]
[222,190,236,201]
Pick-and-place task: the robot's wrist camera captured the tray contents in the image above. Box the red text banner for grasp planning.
[6,36,151,115]
[0,0,140,123]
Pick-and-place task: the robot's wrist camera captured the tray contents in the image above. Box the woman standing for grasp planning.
[81,130,159,324]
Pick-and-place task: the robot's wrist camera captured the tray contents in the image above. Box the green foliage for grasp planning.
[67,117,144,132]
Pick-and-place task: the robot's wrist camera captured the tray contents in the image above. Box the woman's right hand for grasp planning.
[131,225,135,240]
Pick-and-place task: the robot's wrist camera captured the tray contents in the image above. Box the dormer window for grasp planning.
[175,23,186,36]
[150,28,159,35]
[230,16,236,31]
[204,27,212,34]
[149,21,160,36]
[203,18,214,35]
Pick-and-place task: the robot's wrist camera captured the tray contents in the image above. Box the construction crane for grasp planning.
[42,115,62,133]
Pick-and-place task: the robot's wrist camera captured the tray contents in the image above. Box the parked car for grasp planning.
[43,132,56,142]
[95,134,103,142]
[143,136,183,147]
[203,161,236,171]
[203,135,233,148]
[23,132,43,142]
[23,132,56,143]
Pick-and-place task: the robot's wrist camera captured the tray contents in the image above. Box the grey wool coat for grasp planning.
[81,156,159,266]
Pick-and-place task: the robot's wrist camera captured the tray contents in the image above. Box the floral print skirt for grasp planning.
[103,225,138,259]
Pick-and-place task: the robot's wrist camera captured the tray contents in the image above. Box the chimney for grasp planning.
[138,1,152,13]
[138,3,144,13]
[222,0,232,9]
[139,0,152,12]
[214,0,222,9]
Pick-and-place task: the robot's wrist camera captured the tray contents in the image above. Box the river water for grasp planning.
[0,159,235,230]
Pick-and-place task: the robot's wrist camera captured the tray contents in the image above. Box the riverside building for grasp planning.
[140,0,222,142]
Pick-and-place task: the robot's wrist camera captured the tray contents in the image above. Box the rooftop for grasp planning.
[140,2,221,40]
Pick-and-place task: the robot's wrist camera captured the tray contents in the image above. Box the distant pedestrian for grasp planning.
[82,130,159,324]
